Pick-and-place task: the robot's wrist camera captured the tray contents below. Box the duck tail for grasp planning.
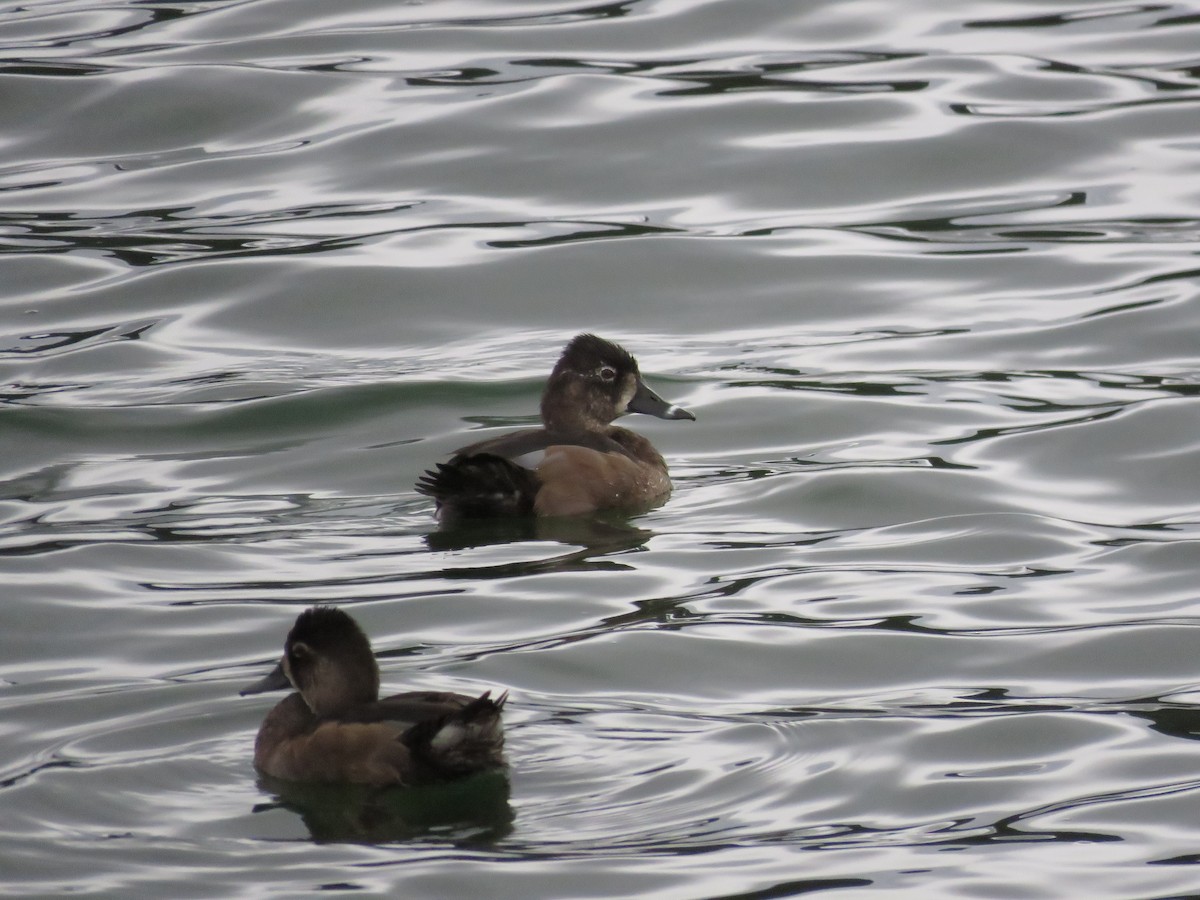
[404,691,508,777]
[415,454,539,520]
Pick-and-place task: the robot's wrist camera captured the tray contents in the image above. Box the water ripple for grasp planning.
[3,0,1200,895]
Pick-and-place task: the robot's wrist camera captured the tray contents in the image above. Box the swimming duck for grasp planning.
[241,606,506,785]
[416,333,694,520]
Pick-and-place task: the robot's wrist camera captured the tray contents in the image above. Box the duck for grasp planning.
[416,333,695,520]
[241,606,506,785]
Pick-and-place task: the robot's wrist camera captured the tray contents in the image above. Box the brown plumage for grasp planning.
[416,333,694,520]
[242,606,506,786]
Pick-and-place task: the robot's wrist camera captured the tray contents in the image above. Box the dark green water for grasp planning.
[2,1,1200,897]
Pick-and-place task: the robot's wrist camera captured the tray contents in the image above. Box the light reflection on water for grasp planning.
[2,0,1200,896]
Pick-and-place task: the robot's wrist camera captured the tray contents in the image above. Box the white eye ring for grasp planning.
[599,366,617,382]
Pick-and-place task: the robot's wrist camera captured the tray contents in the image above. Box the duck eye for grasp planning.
[598,366,617,382]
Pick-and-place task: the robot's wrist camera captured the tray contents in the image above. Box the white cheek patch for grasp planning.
[617,379,636,413]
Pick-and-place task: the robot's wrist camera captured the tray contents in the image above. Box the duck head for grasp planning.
[241,606,380,717]
[540,333,695,431]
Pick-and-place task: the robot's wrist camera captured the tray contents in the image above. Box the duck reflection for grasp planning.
[424,510,655,557]
[252,769,513,844]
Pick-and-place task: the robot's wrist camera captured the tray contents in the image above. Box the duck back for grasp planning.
[254,690,506,786]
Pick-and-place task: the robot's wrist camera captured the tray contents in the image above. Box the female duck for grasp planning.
[241,606,506,785]
[417,333,694,520]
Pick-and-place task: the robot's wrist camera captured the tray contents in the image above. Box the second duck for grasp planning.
[242,606,506,786]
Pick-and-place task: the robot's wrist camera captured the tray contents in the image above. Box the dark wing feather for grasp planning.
[415,429,635,520]
[401,690,507,777]
[415,453,540,517]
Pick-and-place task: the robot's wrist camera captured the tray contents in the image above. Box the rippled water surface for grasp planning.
[3,0,1200,896]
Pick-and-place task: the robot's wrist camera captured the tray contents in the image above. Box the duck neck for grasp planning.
[541,379,610,433]
[303,658,380,718]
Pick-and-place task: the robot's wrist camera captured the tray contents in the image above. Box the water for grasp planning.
[2,0,1200,896]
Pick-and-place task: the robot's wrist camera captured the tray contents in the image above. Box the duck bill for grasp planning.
[239,660,291,696]
[628,378,695,421]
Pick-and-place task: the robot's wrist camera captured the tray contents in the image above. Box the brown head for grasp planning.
[241,606,380,718]
[540,333,695,432]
